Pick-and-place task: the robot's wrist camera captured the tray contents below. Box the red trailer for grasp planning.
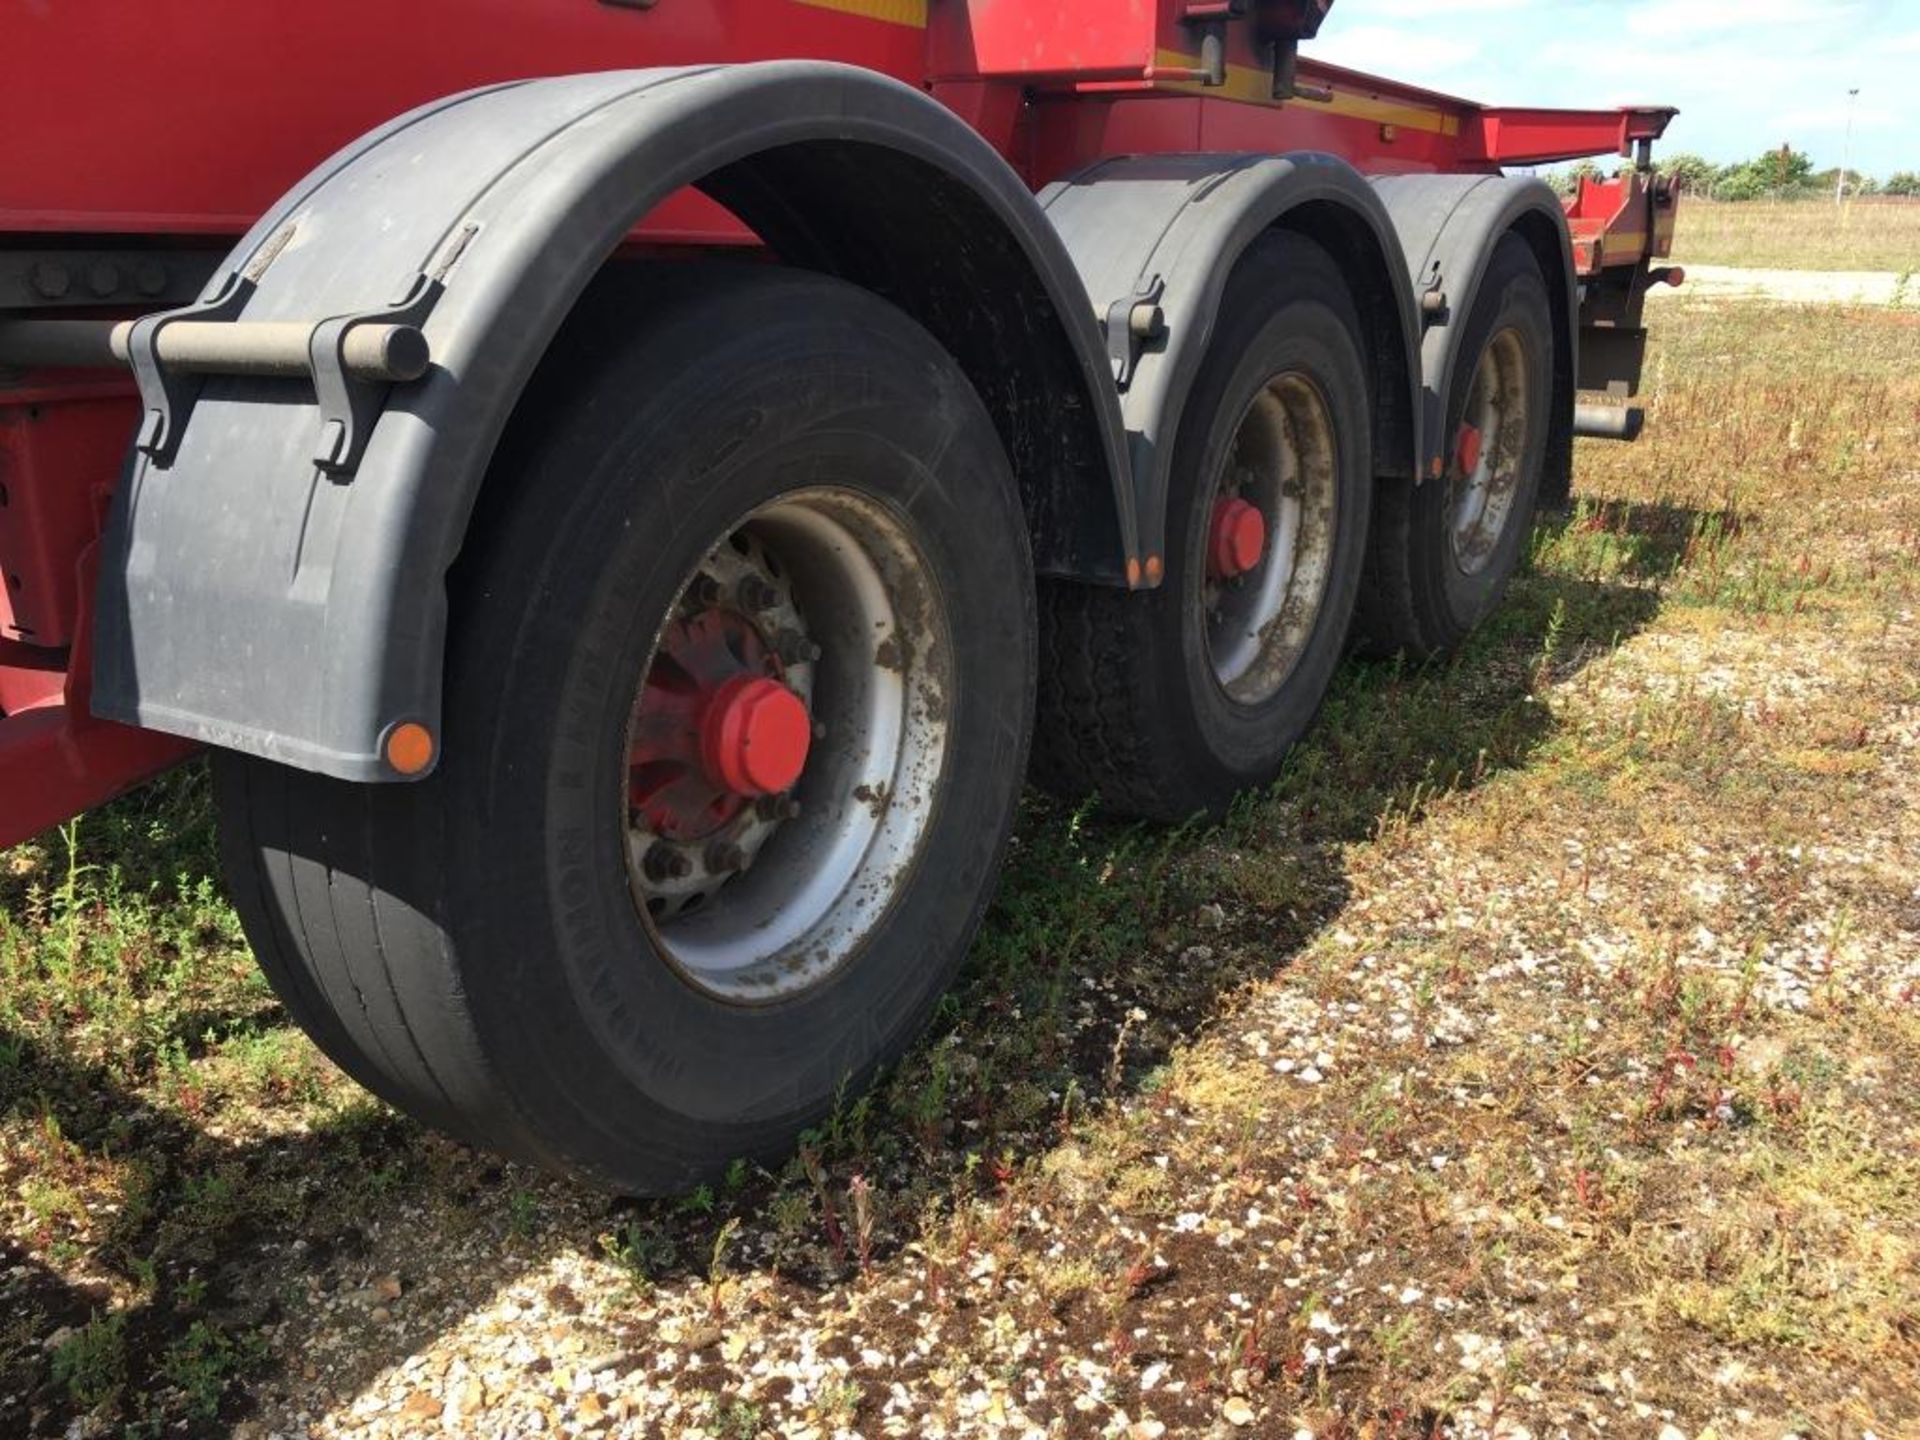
[0,0,1677,1190]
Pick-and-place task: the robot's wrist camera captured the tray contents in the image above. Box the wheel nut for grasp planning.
[737,575,778,612]
[775,630,821,665]
[756,794,801,821]
[643,842,692,882]
[705,840,746,873]
[688,573,722,607]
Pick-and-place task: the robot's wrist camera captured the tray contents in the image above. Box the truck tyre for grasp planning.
[213,266,1036,1193]
[1355,233,1554,659]
[1032,231,1373,822]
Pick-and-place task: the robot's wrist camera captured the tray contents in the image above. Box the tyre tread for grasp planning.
[1032,579,1177,819]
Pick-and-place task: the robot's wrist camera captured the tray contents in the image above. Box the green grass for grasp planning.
[48,1312,127,1411]
[1672,196,1920,272]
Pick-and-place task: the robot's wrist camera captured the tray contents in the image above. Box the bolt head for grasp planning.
[643,842,692,882]
[29,262,70,300]
[736,576,778,613]
[705,841,746,873]
[775,630,819,666]
[756,794,801,822]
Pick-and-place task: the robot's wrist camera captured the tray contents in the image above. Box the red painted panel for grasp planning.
[0,701,195,851]
[0,0,928,234]
[1470,106,1675,168]
[0,538,195,851]
[930,0,1157,79]
[0,385,139,647]
[1028,91,1477,186]
[1565,169,1676,276]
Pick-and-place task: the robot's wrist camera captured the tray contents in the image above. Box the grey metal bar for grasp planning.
[1573,403,1645,442]
[0,318,119,367]
[0,318,430,383]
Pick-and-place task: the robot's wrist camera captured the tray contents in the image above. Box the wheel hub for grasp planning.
[629,608,806,843]
[1454,421,1484,478]
[621,493,953,1002]
[1449,329,1529,576]
[700,675,811,798]
[1201,372,1339,705]
[1207,496,1268,580]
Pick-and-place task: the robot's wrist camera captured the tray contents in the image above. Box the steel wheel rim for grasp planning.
[1202,372,1340,704]
[1449,328,1530,576]
[623,487,951,1004]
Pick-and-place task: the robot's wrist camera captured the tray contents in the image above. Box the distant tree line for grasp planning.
[1554,149,1920,201]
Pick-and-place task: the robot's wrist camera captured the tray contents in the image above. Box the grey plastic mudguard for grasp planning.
[1368,174,1579,488]
[1041,152,1423,566]
[90,62,1136,782]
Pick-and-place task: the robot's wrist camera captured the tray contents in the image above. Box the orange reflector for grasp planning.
[385,722,435,776]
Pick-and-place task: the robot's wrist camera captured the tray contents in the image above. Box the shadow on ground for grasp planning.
[1,500,1709,1435]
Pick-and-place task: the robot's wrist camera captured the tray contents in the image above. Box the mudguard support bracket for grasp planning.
[310,275,444,476]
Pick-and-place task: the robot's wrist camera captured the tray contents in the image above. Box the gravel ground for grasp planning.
[218,603,1917,1440]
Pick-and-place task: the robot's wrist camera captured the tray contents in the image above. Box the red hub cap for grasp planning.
[1455,422,1484,476]
[629,610,809,841]
[1207,496,1267,580]
[700,675,811,797]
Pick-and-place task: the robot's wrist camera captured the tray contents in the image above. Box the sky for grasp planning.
[1303,0,1920,180]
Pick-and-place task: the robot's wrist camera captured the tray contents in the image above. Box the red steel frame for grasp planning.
[0,0,1675,851]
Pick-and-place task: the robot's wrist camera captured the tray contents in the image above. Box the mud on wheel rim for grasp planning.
[1448,327,1531,577]
[1200,371,1341,705]
[624,487,951,1004]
